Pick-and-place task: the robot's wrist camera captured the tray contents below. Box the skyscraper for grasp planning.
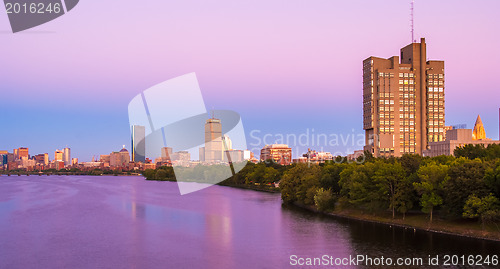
[363,38,445,157]
[54,150,63,162]
[16,147,29,160]
[131,125,146,163]
[63,147,71,166]
[204,118,223,162]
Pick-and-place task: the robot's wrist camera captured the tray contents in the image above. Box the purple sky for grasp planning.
[1,0,499,161]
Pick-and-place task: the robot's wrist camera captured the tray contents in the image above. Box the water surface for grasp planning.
[0,175,498,268]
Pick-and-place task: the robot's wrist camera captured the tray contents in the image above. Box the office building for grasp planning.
[110,147,130,167]
[260,144,292,165]
[363,38,445,157]
[161,147,173,162]
[54,150,63,161]
[171,151,190,162]
[204,118,223,162]
[15,147,29,160]
[131,125,146,163]
[63,147,71,166]
[34,153,49,165]
[0,154,7,167]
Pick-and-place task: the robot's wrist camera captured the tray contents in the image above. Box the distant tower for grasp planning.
[131,125,146,163]
[54,150,63,161]
[63,147,71,166]
[204,118,223,162]
[472,115,486,140]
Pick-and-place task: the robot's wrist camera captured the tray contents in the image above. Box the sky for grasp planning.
[0,0,499,161]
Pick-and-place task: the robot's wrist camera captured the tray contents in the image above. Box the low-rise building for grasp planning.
[423,128,500,157]
[260,144,292,165]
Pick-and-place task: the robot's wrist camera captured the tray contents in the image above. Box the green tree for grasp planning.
[454,144,487,160]
[314,188,335,212]
[373,162,406,219]
[400,154,422,176]
[262,167,279,184]
[463,194,500,230]
[484,162,500,197]
[442,158,488,218]
[320,162,345,194]
[338,162,381,211]
[414,163,448,223]
[280,163,321,205]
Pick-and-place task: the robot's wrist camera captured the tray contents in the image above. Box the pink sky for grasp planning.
[0,0,499,160]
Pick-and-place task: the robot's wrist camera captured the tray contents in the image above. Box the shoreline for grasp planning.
[291,202,500,243]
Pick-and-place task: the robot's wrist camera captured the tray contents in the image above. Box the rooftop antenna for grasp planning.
[410,0,415,43]
[211,107,215,119]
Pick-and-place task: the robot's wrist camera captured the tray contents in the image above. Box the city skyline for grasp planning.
[1,0,499,161]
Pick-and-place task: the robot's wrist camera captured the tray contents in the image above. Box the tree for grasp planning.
[484,162,500,197]
[442,158,488,218]
[373,162,406,219]
[400,154,422,176]
[280,164,321,205]
[338,162,381,211]
[463,194,500,230]
[320,162,345,194]
[262,167,279,184]
[394,175,415,220]
[454,144,487,160]
[314,188,335,212]
[414,163,448,223]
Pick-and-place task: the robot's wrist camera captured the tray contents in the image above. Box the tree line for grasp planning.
[281,144,500,228]
[144,144,500,227]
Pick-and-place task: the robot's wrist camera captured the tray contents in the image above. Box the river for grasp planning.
[0,175,498,268]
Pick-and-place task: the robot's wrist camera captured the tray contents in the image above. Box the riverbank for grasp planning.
[292,203,500,242]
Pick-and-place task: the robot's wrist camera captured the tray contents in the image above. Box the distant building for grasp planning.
[260,144,292,165]
[17,147,29,160]
[222,135,232,150]
[171,151,190,162]
[305,149,333,163]
[63,147,71,166]
[100,154,110,163]
[54,150,63,162]
[363,38,445,157]
[34,153,49,165]
[204,118,223,162]
[161,147,173,162]
[131,125,146,163]
[55,161,65,170]
[0,154,7,167]
[424,128,500,157]
[224,149,249,163]
[71,158,78,165]
[472,115,486,140]
[199,147,205,162]
[110,147,130,167]
[347,150,365,161]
